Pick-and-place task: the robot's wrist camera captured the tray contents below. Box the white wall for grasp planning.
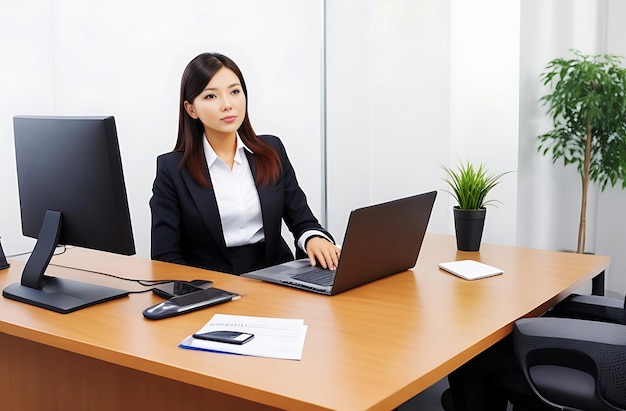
[0,0,55,256]
[0,0,325,259]
[370,0,451,235]
[518,0,626,298]
[518,0,606,254]
[449,0,519,247]
[326,0,625,297]
[596,0,626,298]
[326,0,519,247]
[326,0,519,246]
[325,0,374,242]
[325,0,452,242]
[1,0,625,297]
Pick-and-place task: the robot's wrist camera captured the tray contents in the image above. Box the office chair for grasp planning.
[441,293,626,411]
[513,316,626,411]
[509,292,626,411]
[543,293,625,324]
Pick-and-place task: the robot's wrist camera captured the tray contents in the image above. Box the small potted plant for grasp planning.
[439,161,510,251]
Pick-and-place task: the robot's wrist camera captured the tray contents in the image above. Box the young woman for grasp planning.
[150,52,340,275]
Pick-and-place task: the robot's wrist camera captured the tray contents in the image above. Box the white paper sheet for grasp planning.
[179,314,308,360]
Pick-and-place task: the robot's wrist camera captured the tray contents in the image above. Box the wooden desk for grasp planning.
[0,234,610,410]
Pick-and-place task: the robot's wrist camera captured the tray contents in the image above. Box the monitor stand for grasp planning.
[2,210,128,314]
[0,237,9,270]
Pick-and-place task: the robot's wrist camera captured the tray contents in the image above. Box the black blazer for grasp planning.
[149,135,332,274]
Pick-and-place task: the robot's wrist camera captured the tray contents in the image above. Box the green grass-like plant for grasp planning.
[439,162,510,210]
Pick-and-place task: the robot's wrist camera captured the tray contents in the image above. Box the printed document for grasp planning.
[179,314,307,360]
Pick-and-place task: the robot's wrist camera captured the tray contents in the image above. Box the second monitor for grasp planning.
[3,115,136,313]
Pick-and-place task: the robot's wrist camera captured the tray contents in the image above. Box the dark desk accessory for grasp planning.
[152,279,213,299]
[0,238,10,270]
[143,287,240,320]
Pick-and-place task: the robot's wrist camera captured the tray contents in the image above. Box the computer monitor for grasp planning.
[2,115,136,313]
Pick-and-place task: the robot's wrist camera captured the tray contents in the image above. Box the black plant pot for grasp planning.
[453,207,486,252]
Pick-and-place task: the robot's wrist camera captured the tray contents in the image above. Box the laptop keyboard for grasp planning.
[292,267,336,286]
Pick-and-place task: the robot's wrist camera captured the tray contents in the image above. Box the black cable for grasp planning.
[9,245,188,290]
[7,244,67,259]
[6,250,34,258]
[47,262,184,287]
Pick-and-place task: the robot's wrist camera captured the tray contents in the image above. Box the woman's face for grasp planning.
[184,67,246,139]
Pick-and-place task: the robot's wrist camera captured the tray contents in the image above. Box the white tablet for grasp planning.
[438,260,503,280]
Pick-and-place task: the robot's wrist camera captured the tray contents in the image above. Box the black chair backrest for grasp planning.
[514,317,626,410]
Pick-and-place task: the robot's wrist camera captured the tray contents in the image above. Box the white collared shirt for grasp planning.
[202,134,331,252]
[203,135,264,247]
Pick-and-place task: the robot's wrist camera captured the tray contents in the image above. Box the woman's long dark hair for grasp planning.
[175,52,281,187]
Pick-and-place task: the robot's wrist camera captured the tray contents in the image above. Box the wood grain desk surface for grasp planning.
[0,234,610,410]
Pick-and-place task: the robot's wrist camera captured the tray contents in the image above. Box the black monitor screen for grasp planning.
[2,115,136,313]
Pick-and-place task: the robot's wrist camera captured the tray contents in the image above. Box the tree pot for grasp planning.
[453,207,486,252]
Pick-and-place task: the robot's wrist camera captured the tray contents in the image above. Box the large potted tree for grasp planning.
[538,49,626,254]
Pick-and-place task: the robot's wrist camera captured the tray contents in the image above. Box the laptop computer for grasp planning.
[241,190,437,295]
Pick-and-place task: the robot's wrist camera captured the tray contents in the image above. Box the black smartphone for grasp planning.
[152,280,213,299]
[192,330,255,345]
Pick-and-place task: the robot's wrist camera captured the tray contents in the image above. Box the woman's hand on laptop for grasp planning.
[306,237,341,270]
